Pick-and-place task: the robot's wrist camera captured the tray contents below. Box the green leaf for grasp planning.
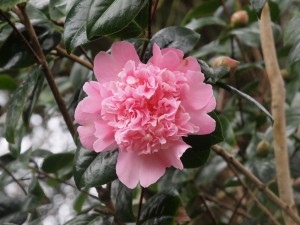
[114,181,135,222]
[250,0,267,18]
[86,0,147,38]
[181,0,220,25]
[0,75,17,90]
[215,82,274,123]
[140,190,181,225]
[64,0,92,53]
[64,214,103,225]
[0,195,27,224]
[23,74,44,127]
[284,12,300,46]
[0,0,27,11]
[286,61,300,103]
[5,67,43,143]
[288,41,300,66]
[144,26,200,62]
[8,125,24,158]
[0,22,12,48]
[0,23,61,70]
[198,60,230,83]
[185,17,226,31]
[74,145,118,188]
[227,22,281,48]
[181,112,223,168]
[49,0,67,20]
[22,176,50,211]
[109,3,147,39]
[42,152,74,173]
[73,192,88,213]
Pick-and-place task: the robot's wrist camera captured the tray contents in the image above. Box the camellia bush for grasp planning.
[1,0,300,224]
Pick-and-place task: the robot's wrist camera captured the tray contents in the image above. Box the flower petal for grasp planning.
[92,120,117,152]
[157,140,190,169]
[189,112,216,135]
[116,151,141,189]
[94,41,140,83]
[77,125,97,150]
[182,71,215,111]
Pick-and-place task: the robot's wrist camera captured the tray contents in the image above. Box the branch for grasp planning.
[0,163,27,195]
[212,145,300,224]
[259,3,299,225]
[54,47,93,70]
[14,5,76,138]
[227,163,281,225]
[199,195,218,225]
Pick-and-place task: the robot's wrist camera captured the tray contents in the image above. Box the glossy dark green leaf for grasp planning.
[22,176,50,211]
[185,17,226,31]
[42,152,74,173]
[109,3,147,39]
[144,26,200,62]
[74,145,118,188]
[23,74,44,126]
[181,0,220,25]
[250,0,267,18]
[215,82,274,123]
[140,190,181,225]
[0,0,26,11]
[64,214,103,225]
[0,23,61,70]
[0,75,17,91]
[86,0,147,38]
[0,195,27,224]
[114,181,135,222]
[64,0,92,53]
[5,67,43,143]
[181,112,223,168]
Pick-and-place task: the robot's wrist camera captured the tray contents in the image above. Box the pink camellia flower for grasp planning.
[75,41,216,189]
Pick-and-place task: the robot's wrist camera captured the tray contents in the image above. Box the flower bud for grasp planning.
[256,140,272,157]
[211,56,240,70]
[231,10,249,27]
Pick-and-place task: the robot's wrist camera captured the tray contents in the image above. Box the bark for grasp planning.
[259,3,299,225]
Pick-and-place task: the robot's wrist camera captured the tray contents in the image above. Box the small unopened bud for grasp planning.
[211,56,240,70]
[256,140,271,157]
[231,10,249,27]
[281,69,290,80]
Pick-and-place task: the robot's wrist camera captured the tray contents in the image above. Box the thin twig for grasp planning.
[14,5,76,138]
[203,195,252,219]
[200,195,218,225]
[139,0,153,60]
[35,167,99,201]
[228,190,247,224]
[136,187,145,225]
[0,163,27,195]
[79,46,94,65]
[212,145,300,224]
[54,47,93,70]
[151,0,159,18]
[227,164,281,225]
[0,10,40,63]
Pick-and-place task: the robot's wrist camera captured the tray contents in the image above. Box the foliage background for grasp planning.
[0,0,300,224]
